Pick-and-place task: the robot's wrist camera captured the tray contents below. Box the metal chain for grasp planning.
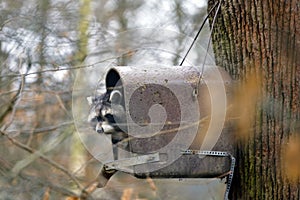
[181,150,235,200]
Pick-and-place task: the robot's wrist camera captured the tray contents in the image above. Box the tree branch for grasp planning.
[0,157,79,197]
[0,129,84,192]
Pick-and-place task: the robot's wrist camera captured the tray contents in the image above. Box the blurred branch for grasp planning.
[0,158,79,197]
[2,121,74,139]
[11,129,71,176]
[21,121,74,135]
[1,74,25,130]
[0,74,24,126]
[0,89,73,96]
[0,128,84,192]
[0,56,118,78]
[79,179,100,200]
[55,94,71,117]
[0,18,22,31]
[21,174,78,198]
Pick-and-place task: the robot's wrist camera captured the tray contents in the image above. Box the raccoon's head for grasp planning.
[87,90,126,134]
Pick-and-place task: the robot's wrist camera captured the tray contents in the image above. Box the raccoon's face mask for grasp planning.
[87,90,126,134]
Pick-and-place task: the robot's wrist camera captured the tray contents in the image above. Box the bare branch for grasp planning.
[0,89,73,96]
[11,129,71,177]
[0,158,79,197]
[0,129,84,191]
[0,56,119,78]
[0,74,25,125]
[55,94,71,117]
[1,74,25,131]
[4,121,74,137]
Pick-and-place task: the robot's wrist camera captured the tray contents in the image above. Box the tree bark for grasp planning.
[208,0,300,199]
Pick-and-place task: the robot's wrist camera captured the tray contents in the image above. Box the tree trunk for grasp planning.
[208,0,300,199]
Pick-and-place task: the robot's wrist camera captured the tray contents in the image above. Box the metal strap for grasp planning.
[104,152,160,172]
[104,150,235,200]
[181,150,235,200]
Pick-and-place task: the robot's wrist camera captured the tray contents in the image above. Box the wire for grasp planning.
[195,0,223,97]
[179,1,219,66]
[200,0,223,78]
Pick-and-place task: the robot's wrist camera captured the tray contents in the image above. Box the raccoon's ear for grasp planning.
[109,90,122,104]
[87,96,94,105]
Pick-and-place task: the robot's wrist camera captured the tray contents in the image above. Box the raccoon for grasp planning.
[87,89,128,160]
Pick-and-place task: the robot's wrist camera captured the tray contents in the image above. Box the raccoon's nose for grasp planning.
[101,121,116,133]
[96,122,104,133]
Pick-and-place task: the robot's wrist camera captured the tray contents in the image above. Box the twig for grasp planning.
[4,121,74,137]
[0,89,72,96]
[26,122,38,146]
[0,53,128,78]
[0,155,78,196]
[118,115,210,145]
[19,170,79,197]
[55,94,71,117]
[0,74,24,126]
[1,74,25,131]
[80,179,99,200]
[11,129,71,176]
[0,129,84,191]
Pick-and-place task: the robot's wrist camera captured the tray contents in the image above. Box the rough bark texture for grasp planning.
[208,0,300,199]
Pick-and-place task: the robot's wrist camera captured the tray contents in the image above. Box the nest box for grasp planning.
[102,65,235,179]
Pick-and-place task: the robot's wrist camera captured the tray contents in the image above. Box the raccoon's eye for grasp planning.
[100,105,112,117]
[104,114,115,123]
